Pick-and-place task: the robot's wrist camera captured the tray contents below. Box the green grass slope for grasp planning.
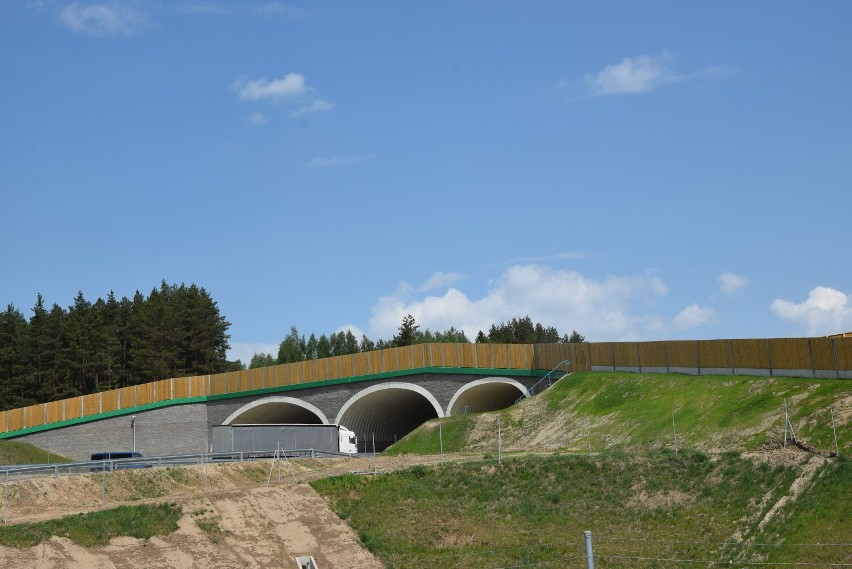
[0,503,181,548]
[0,440,72,465]
[314,372,851,568]
[388,372,850,456]
[313,452,851,568]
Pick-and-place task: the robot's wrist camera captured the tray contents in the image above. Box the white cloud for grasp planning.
[307,154,376,167]
[366,265,672,341]
[246,112,267,125]
[335,325,366,340]
[771,286,852,336]
[418,272,467,292]
[583,52,730,97]
[59,3,150,37]
[227,342,279,365]
[718,271,750,294]
[232,73,306,102]
[291,99,335,117]
[674,304,715,329]
[586,52,676,96]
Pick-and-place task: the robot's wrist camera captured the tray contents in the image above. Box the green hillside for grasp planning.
[0,440,72,465]
[312,372,851,568]
[388,372,850,455]
[314,452,850,568]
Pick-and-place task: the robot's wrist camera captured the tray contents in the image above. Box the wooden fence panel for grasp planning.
[398,346,413,371]
[411,344,427,368]
[25,403,44,428]
[136,382,155,405]
[667,341,697,368]
[299,360,311,384]
[442,344,461,367]
[326,357,340,381]
[535,344,569,371]
[62,396,80,420]
[475,344,492,369]
[155,379,171,402]
[769,338,812,370]
[170,377,189,399]
[459,344,476,368]
[7,408,23,432]
[698,340,731,369]
[427,343,441,366]
[0,411,6,433]
[353,352,369,376]
[589,342,614,368]
[46,400,64,423]
[835,337,852,371]
[568,343,591,371]
[505,344,523,369]
[117,386,134,408]
[82,393,100,417]
[205,373,222,395]
[732,339,770,369]
[189,375,205,396]
[101,390,119,413]
[285,362,299,385]
[366,350,381,375]
[491,343,509,369]
[614,343,640,368]
[639,341,667,368]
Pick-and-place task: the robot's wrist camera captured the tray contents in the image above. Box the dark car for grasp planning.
[89,451,151,471]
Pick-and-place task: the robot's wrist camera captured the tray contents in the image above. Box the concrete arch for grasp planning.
[222,396,330,425]
[446,377,529,416]
[335,382,445,452]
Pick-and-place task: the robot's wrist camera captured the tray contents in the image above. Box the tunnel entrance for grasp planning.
[336,383,443,452]
[223,397,328,425]
[447,378,528,416]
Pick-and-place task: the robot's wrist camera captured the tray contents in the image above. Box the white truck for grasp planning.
[211,424,358,455]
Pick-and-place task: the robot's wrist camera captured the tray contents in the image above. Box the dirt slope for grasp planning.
[0,455,449,568]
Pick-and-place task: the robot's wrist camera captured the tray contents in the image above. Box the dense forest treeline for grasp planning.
[1,282,584,410]
[249,315,585,369]
[0,282,234,411]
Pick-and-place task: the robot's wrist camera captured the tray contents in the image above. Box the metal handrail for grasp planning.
[515,360,571,403]
[0,448,352,479]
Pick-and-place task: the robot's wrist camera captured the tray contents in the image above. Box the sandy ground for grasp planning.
[0,455,450,569]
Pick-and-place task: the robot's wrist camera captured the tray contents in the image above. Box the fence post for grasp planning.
[3,471,8,524]
[729,339,735,376]
[584,530,595,569]
[497,416,502,466]
[695,340,701,376]
[831,408,840,457]
[672,408,678,454]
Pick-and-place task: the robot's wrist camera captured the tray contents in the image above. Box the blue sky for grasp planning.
[2,1,851,364]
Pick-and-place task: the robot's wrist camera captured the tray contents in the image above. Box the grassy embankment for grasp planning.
[313,372,851,568]
[388,371,850,455]
[0,503,181,548]
[0,440,72,465]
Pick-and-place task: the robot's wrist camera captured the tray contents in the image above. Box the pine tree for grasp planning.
[393,314,420,347]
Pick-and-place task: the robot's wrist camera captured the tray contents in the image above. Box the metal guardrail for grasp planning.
[0,448,353,480]
[515,360,571,404]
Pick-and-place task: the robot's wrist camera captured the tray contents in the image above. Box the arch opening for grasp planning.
[336,383,443,452]
[447,378,528,416]
[223,397,328,425]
